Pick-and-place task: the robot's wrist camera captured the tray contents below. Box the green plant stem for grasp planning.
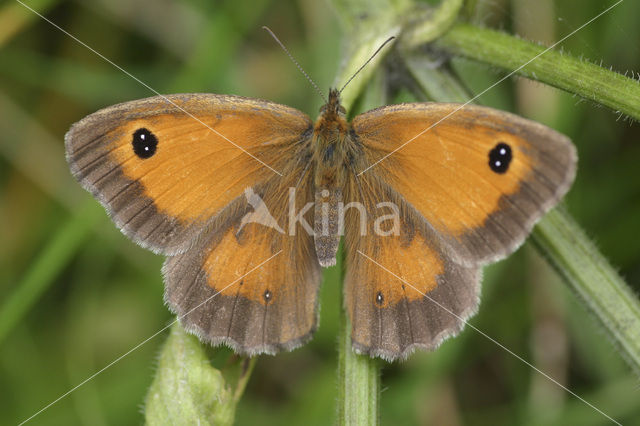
[337,312,380,425]
[0,200,103,344]
[337,247,380,426]
[400,0,463,49]
[532,208,640,375]
[426,22,640,120]
[334,0,466,108]
[334,27,400,109]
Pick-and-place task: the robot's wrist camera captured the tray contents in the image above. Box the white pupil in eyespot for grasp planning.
[495,160,501,167]
[500,148,506,155]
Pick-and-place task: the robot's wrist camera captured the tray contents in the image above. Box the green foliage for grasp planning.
[145,324,255,426]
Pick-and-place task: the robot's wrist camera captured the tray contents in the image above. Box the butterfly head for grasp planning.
[319,88,347,119]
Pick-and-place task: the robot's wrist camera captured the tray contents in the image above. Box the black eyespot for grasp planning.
[132,128,157,159]
[375,291,384,306]
[263,289,272,303]
[488,142,512,174]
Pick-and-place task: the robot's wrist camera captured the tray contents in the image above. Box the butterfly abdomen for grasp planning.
[313,187,342,267]
[311,90,354,267]
[311,136,348,267]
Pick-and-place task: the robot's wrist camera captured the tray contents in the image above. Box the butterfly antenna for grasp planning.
[339,36,396,94]
[262,26,326,101]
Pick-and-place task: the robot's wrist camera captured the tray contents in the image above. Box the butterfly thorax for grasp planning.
[313,89,350,185]
[311,88,352,267]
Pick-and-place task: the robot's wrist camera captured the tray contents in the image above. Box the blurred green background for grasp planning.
[1,0,639,424]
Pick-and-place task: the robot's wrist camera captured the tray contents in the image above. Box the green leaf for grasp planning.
[145,324,255,426]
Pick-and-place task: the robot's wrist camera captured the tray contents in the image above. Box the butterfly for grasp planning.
[65,87,576,360]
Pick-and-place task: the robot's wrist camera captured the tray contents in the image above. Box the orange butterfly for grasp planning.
[65,86,575,360]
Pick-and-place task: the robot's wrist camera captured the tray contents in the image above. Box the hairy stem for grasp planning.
[427,22,640,120]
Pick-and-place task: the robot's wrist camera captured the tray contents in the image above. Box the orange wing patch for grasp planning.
[398,128,532,234]
[199,223,316,343]
[348,232,443,308]
[203,225,294,304]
